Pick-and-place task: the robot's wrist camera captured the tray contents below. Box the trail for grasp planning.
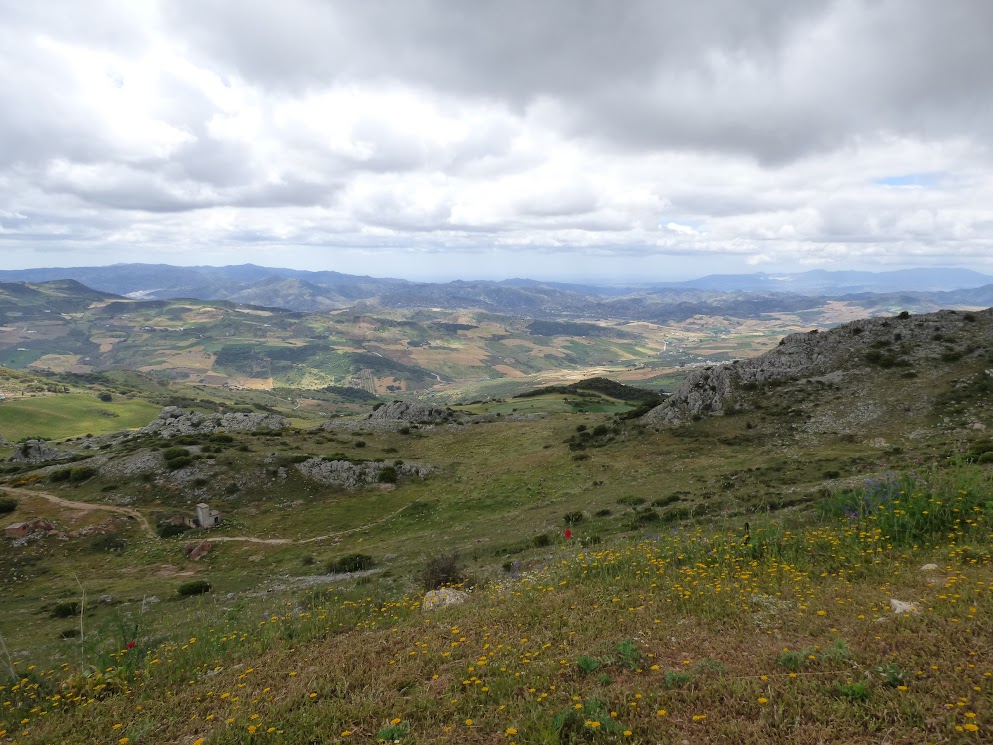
[2,488,412,546]
[1,486,155,537]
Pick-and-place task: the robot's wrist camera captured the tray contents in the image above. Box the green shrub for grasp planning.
[157,523,191,539]
[617,495,645,506]
[210,434,234,443]
[48,469,72,483]
[353,440,366,448]
[563,511,585,525]
[163,447,191,461]
[166,456,193,471]
[69,466,98,483]
[327,553,375,574]
[177,580,212,597]
[533,533,552,548]
[90,534,127,553]
[377,465,398,483]
[50,601,80,619]
[421,552,463,590]
[0,497,17,514]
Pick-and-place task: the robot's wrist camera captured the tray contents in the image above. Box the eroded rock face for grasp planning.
[9,440,72,463]
[643,308,993,426]
[142,407,288,438]
[295,457,433,489]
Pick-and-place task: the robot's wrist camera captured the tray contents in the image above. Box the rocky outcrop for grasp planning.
[368,401,471,424]
[316,400,487,433]
[9,440,72,463]
[295,457,433,489]
[644,308,993,426]
[143,407,287,438]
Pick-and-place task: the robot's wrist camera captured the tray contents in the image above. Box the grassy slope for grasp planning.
[1,464,991,744]
[0,396,161,441]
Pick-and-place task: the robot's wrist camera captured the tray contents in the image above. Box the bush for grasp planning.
[157,523,191,539]
[166,456,193,471]
[210,434,234,443]
[0,497,18,514]
[177,580,212,597]
[421,552,463,590]
[98,392,113,402]
[594,508,612,517]
[328,553,375,574]
[49,469,72,483]
[69,466,98,483]
[163,447,191,461]
[50,601,81,619]
[377,465,398,483]
[90,534,127,553]
[563,511,585,525]
[353,440,366,448]
[533,533,552,548]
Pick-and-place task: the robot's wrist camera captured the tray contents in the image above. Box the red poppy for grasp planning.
[126,640,136,649]
[564,529,572,539]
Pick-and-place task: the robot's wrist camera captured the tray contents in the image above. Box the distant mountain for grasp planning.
[0,280,119,322]
[0,264,409,308]
[2,263,992,316]
[654,268,993,294]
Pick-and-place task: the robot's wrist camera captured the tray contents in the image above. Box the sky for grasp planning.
[1,0,993,282]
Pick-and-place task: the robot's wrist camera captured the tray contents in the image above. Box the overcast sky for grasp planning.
[1,0,992,281]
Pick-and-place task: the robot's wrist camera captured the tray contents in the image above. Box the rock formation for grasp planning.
[142,407,288,438]
[644,308,993,426]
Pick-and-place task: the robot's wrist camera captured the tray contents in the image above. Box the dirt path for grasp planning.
[2,487,412,546]
[1,486,155,537]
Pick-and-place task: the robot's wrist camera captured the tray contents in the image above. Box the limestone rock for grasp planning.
[9,440,72,464]
[295,458,433,489]
[642,308,993,427]
[919,563,939,572]
[889,598,920,615]
[422,588,468,611]
[142,407,287,438]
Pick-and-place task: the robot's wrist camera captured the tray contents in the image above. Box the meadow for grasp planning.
[2,460,991,744]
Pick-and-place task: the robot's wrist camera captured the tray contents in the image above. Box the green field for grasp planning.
[0,395,160,440]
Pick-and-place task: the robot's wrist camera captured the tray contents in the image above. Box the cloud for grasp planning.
[0,0,992,277]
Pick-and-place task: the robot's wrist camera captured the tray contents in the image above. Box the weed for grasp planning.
[576,655,601,674]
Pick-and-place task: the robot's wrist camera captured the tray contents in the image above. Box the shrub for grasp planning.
[594,508,612,517]
[90,534,127,553]
[651,495,681,508]
[617,495,646,506]
[533,533,552,548]
[163,447,191,461]
[166,456,193,471]
[0,497,18,514]
[576,656,601,674]
[98,392,113,402]
[563,511,585,525]
[353,440,366,448]
[69,466,98,483]
[177,580,212,597]
[834,681,871,701]
[50,601,81,619]
[328,553,375,574]
[421,552,463,590]
[210,434,234,443]
[377,465,398,483]
[49,469,72,483]
[157,523,191,539]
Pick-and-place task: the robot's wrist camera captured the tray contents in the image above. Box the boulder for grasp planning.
[9,440,71,464]
[889,598,920,615]
[422,588,468,612]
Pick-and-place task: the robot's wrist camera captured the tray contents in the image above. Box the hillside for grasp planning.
[1,306,992,743]
[645,308,993,431]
